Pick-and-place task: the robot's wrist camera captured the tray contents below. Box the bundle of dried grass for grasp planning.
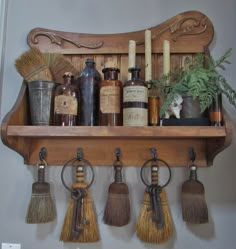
[181,165,208,224]
[15,47,52,82]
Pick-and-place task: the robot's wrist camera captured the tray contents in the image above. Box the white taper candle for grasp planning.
[163,40,170,76]
[145,30,152,81]
[128,40,136,80]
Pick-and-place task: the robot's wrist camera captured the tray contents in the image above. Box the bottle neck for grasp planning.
[103,70,119,80]
[63,76,73,85]
[85,62,95,69]
[131,71,140,80]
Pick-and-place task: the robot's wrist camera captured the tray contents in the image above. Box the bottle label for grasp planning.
[123,86,148,103]
[54,95,78,115]
[123,108,148,126]
[100,86,120,113]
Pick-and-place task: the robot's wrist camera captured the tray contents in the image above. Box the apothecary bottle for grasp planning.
[99,67,122,126]
[209,93,223,126]
[77,58,101,126]
[54,72,80,126]
[123,67,148,126]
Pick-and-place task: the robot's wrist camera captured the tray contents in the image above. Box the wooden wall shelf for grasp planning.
[1,10,233,167]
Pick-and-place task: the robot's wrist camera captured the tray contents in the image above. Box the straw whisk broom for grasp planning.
[48,54,79,84]
[60,150,99,242]
[181,148,208,224]
[136,148,173,243]
[103,148,130,226]
[15,47,53,82]
[26,152,56,223]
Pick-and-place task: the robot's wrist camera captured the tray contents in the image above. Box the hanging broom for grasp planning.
[15,47,53,82]
[60,150,99,242]
[181,164,208,224]
[136,148,173,243]
[26,157,56,224]
[103,148,130,226]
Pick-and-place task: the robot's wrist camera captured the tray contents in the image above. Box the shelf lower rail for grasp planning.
[1,125,231,167]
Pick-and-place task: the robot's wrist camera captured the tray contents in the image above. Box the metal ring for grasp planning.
[61,157,95,194]
[140,158,171,189]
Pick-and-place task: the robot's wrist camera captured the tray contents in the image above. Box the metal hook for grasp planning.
[150,148,157,161]
[115,148,121,161]
[77,148,83,161]
[39,147,47,161]
[189,147,196,162]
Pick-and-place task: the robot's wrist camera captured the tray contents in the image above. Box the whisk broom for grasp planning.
[60,150,99,242]
[181,148,208,224]
[15,47,53,82]
[49,55,79,84]
[181,166,208,224]
[26,158,56,223]
[103,149,130,226]
[136,148,173,243]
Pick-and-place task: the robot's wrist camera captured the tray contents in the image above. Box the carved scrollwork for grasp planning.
[137,15,208,45]
[30,31,104,49]
[170,16,207,41]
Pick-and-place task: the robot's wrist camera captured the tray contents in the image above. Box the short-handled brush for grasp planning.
[26,158,56,224]
[60,149,100,242]
[136,148,173,243]
[181,148,208,224]
[103,148,130,226]
[15,47,53,82]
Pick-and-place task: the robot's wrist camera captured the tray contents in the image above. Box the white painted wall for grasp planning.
[0,0,8,119]
[0,0,236,249]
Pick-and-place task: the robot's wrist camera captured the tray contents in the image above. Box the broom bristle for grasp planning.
[43,53,63,67]
[103,182,130,226]
[60,183,100,242]
[136,190,173,243]
[26,182,56,223]
[15,47,53,82]
[50,56,79,84]
[181,179,208,224]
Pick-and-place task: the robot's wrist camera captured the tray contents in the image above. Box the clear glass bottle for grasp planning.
[77,58,101,126]
[54,72,80,126]
[99,67,122,126]
[123,67,148,126]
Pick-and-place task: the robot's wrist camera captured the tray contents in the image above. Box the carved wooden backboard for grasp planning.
[27,10,214,83]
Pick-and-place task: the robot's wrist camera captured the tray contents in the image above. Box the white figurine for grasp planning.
[164,94,183,119]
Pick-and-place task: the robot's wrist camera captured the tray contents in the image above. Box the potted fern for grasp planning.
[150,48,236,124]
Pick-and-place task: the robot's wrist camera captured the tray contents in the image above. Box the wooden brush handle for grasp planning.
[114,165,122,183]
[151,163,159,185]
[189,165,197,180]
[38,165,45,182]
[76,166,85,183]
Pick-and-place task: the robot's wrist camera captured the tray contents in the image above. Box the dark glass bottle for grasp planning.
[123,67,148,126]
[209,93,223,126]
[99,67,122,126]
[77,58,101,126]
[54,72,80,126]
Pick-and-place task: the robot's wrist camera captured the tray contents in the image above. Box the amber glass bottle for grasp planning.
[54,72,80,126]
[123,67,148,126]
[99,67,122,126]
[77,58,101,126]
[209,93,223,126]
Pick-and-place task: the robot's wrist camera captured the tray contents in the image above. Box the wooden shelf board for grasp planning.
[6,125,226,138]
